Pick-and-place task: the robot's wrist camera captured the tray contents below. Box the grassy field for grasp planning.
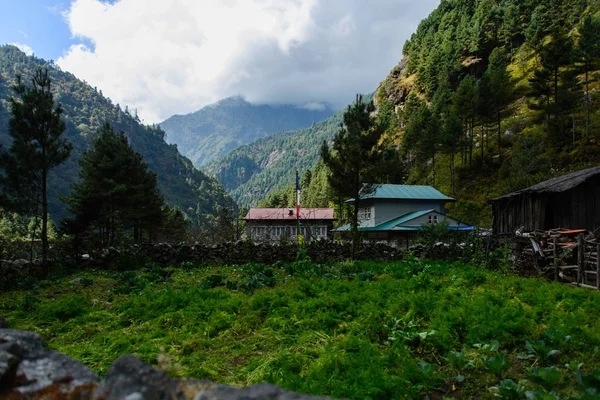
[1,259,600,399]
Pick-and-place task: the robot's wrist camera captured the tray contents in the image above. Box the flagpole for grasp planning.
[296,168,301,245]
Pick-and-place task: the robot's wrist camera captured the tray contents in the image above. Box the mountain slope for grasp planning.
[205,110,343,207]
[160,96,333,167]
[374,0,600,227]
[0,45,235,221]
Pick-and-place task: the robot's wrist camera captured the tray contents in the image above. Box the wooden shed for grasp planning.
[491,166,600,234]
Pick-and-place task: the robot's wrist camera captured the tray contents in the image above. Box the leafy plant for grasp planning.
[442,349,473,370]
[519,340,561,364]
[486,353,512,377]
[575,370,600,398]
[529,367,565,392]
[489,379,526,399]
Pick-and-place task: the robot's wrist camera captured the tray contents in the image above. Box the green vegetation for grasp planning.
[376,0,600,227]
[215,0,600,225]
[160,96,333,167]
[1,68,72,265]
[2,259,600,399]
[62,123,178,246]
[205,109,344,207]
[0,45,235,224]
[321,95,401,255]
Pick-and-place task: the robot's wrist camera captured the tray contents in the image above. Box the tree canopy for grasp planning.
[63,123,164,246]
[2,68,72,264]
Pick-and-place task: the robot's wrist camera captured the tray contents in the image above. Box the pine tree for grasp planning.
[488,47,515,160]
[529,28,578,147]
[578,13,600,138]
[320,95,384,256]
[63,123,164,246]
[440,110,463,197]
[2,68,72,265]
[454,76,478,164]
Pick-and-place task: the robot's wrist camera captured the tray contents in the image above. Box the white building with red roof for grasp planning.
[243,208,335,242]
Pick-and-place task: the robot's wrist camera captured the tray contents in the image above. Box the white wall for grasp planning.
[372,199,447,226]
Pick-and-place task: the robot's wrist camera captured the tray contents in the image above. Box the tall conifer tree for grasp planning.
[320,95,383,257]
[2,69,72,265]
[64,123,163,245]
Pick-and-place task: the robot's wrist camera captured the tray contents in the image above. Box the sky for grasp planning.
[1,0,440,123]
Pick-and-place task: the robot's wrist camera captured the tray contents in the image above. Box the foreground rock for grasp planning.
[0,328,331,400]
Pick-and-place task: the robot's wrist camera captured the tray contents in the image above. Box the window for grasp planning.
[358,207,372,220]
[428,215,438,224]
[312,226,327,238]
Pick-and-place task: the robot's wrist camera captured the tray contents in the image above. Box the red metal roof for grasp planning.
[244,208,335,221]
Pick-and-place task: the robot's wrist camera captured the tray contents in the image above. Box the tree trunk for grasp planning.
[29,211,39,264]
[572,112,576,144]
[469,123,473,167]
[481,121,485,161]
[432,152,436,187]
[351,187,360,259]
[586,68,590,139]
[497,110,501,161]
[41,169,48,266]
[554,69,559,106]
[450,148,455,197]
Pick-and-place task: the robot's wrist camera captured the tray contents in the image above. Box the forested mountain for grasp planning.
[205,110,344,206]
[228,0,600,226]
[0,45,235,222]
[374,0,600,226]
[160,96,333,167]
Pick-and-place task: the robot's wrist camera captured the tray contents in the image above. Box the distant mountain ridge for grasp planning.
[160,96,334,167]
[0,45,235,221]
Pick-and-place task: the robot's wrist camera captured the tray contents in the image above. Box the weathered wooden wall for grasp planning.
[492,176,600,234]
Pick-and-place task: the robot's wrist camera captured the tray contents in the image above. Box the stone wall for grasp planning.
[0,327,331,399]
[117,240,405,266]
[0,240,406,290]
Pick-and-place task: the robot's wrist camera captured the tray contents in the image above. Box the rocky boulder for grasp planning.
[0,328,332,400]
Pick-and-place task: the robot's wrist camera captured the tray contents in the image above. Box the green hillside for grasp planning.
[209,0,600,221]
[205,109,344,207]
[160,96,333,167]
[376,0,600,227]
[0,45,235,222]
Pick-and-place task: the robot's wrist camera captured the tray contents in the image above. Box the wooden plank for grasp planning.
[530,237,545,258]
[553,237,558,281]
[571,282,600,290]
[578,233,585,285]
[597,244,600,290]
[560,229,587,235]
[557,242,577,247]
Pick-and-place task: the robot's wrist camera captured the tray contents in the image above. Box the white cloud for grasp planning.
[300,102,327,111]
[10,42,34,56]
[58,0,439,123]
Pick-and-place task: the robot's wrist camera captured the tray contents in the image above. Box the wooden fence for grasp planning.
[510,229,600,290]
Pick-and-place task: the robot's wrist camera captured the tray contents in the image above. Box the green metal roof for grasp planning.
[347,184,455,202]
[334,209,435,232]
[375,209,434,229]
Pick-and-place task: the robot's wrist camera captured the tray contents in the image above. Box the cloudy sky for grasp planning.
[2,0,439,123]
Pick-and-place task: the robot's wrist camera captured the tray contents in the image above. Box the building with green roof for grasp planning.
[335,184,472,247]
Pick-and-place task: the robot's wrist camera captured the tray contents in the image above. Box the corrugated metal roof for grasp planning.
[376,210,434,229]
[244,208,335,221]
[334,210,434,232]
[491,166,600,201]
[334,210,474,232]
[346,184,455,202]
